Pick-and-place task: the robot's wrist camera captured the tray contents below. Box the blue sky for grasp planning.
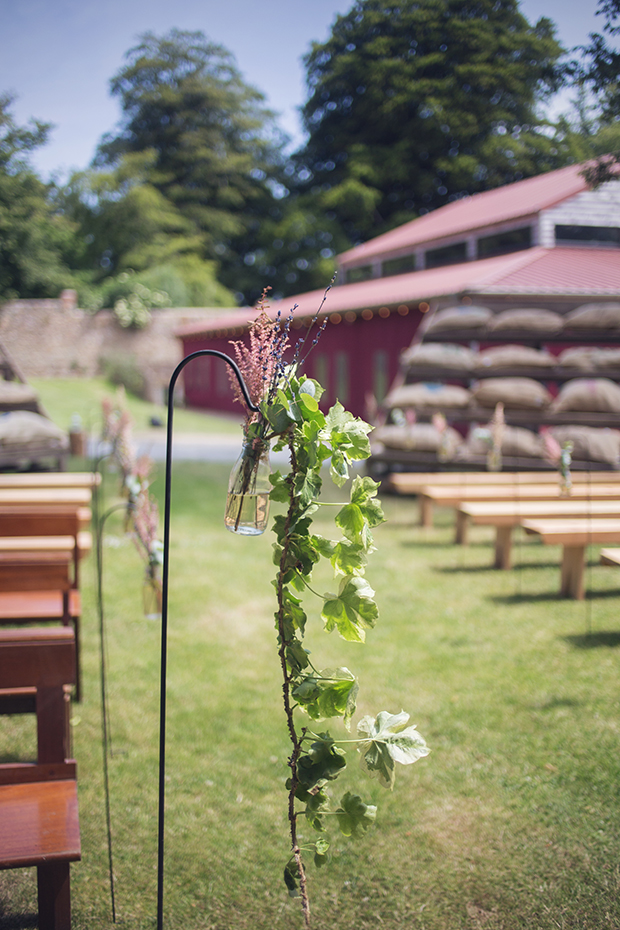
[0,0,602,180]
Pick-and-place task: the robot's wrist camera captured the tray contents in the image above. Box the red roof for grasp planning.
[338,163,589,265]
[176,247,620,339]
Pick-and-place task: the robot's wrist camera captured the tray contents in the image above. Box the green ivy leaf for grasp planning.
[331,540,367,576]
[314,837,330,867]
[284,858,300,897]
[261,398,294,434]
[295,784,329,831]
[293,667,359,728]
[357,711,430,790]
[336,477,385,549]
[321,575,378,642]
[297,734,347,790]
[269,470,291,503]
[336,791,377,837]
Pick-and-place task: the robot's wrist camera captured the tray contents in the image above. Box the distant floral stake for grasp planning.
[542,429,574,496]
[226,287,429,928]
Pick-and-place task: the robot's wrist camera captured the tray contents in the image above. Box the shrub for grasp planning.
[100,352,146,399]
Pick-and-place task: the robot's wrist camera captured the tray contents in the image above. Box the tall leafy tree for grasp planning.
[95,29,288,301]
[297,0,569,241]
[572,0,620,184]
[0,94,73,299]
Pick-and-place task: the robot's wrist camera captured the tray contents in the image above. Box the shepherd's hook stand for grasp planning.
[157,351,258,930]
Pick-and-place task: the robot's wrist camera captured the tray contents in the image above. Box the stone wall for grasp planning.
[0,293,228,403]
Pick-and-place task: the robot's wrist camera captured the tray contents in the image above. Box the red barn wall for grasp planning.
[180,308,423,419]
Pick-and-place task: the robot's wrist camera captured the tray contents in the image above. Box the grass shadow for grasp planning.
[491,589,620,604]
[564,631,620,649]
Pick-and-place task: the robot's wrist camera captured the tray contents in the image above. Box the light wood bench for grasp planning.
[0,627,80,930]
[389,470,620,498]
[0,472,100,491]
[522,518,620,599]
[417,484,620,529]
[457,500,620,568]
[600,548,620,567]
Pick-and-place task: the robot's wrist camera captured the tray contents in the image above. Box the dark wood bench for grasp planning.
[0,627,80,930]
[0,548,82,700]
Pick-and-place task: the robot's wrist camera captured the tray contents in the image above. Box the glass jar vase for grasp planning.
[224,438,271,536]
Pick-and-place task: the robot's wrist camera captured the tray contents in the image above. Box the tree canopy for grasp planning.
[94,29,288,299]
[0,95,74,300]
[296,0,569,241]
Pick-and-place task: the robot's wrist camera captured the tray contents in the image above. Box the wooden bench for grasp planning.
[0,627,80,930]
[522,518,620,599]
[0,472,100,491]
[389,470,620,498]
[0,548,82,700]
[600,548,620,567]
[417,484,620,529]
[457,500,620,568]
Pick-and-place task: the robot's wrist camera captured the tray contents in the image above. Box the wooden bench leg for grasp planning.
[419,495,433,528]
[38,861,71,930]
[494,526,513,570]
[455,511,468,545]
[561,545,586,600]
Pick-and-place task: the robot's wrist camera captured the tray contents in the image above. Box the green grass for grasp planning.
[1,466,620,929]
[30,377,243,436]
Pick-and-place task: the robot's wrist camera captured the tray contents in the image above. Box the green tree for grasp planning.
[571,0,620,184]
[297,0,570,242]
[0,94,73,299]
[95,29,288,302]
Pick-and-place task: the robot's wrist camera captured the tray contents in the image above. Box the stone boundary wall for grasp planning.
[0,294,228,403]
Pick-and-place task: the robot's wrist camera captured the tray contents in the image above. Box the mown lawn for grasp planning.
[1,461,619,930]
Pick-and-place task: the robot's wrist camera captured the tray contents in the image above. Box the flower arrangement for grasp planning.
[541,429,573,495]
[224,286,429,927]
[101,391,163,615]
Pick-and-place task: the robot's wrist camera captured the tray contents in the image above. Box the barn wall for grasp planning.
[180,307,423,419]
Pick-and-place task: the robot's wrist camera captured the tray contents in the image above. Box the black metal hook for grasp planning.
[157,350,258,930]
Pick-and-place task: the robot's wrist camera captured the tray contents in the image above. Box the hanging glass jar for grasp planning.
[225,436,271,536]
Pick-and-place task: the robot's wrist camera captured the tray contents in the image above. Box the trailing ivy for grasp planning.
[263,374,429,927]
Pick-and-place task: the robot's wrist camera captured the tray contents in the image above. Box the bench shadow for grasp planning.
[564,631,620,649]
[491,589,620,604]
[0,913,38,930]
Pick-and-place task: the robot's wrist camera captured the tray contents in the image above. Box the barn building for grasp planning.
[176,162,620,419]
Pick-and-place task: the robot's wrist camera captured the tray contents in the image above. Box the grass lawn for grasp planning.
[1,462,619,930]
[30,377,243,436]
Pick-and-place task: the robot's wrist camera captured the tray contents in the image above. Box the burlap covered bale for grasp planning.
[550,425,620,466]
[563,302,620,331]
[476,345,555,370]
[487,307,564,333]
[385,382,471,409]
[0,381,39,403]
[470,377,552,410]
[461,424,544,459]
[558,347,620,372]
[425,304,493,334]
[400,342,476,371]
[371,422,462,455]
[0,411,68,449]
[550,378,620,413]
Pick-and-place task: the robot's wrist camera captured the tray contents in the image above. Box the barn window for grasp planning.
[382,254,415,277]
[314,353,329,399]
[477,226,532,258]
[346,265,373,284]
[425,241,467,268]
[555,225,620,247]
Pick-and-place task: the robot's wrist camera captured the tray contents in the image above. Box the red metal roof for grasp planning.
[176,247,620,339]
[338,163,590,265]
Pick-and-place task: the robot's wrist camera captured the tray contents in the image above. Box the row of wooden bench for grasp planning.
[0,472,99,929]
[388,471,620,599]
